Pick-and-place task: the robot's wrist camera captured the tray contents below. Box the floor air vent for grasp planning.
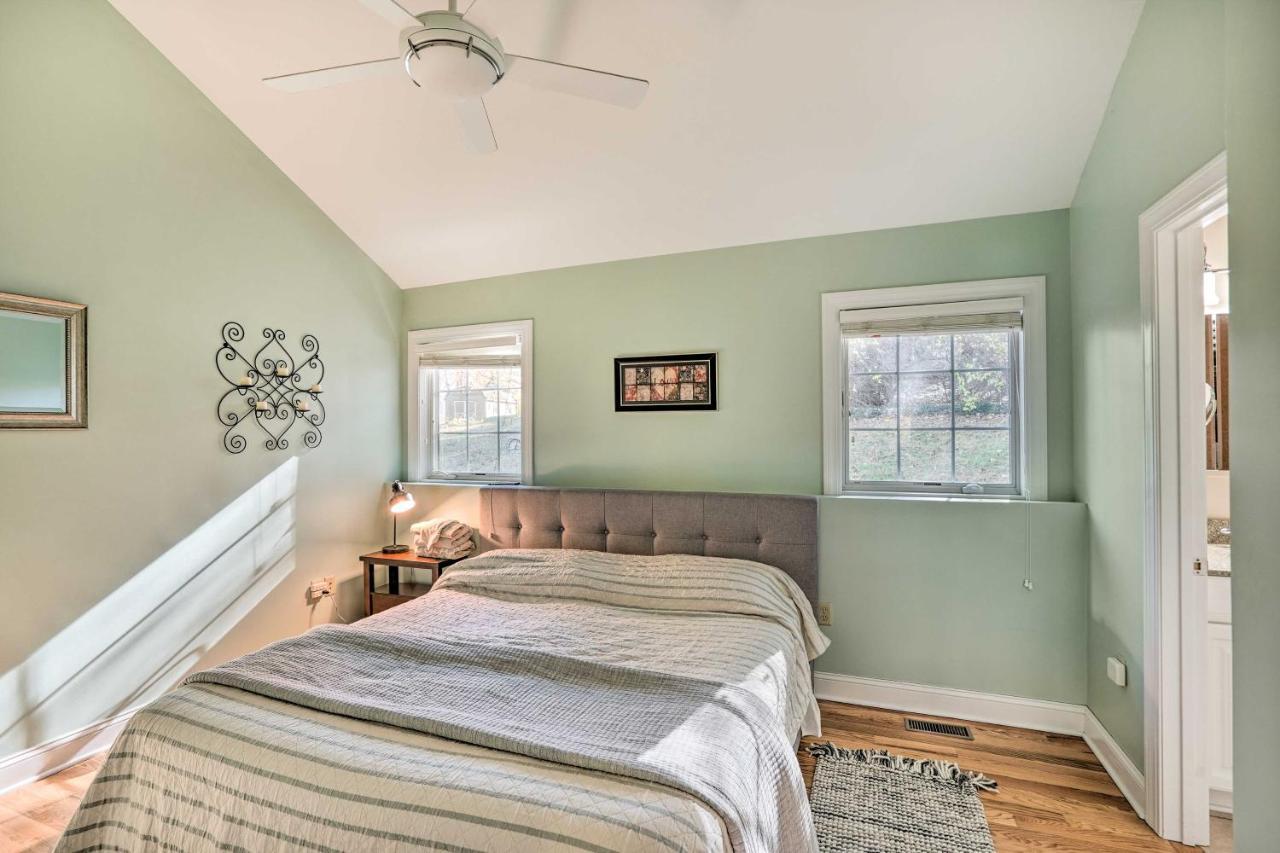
[905,718,974,740]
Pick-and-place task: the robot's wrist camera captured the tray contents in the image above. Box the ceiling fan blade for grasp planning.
[263,57,402,92]
[453,97,498,153]
[353,0,421,29]
[504,54,648,109]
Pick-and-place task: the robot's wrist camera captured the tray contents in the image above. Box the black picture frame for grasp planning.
[614,353,717,412]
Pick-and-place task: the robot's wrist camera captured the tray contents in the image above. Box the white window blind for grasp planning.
[839,298,1024,335]
[416,334,522,367]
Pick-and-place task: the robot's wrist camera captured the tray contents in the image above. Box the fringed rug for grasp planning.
[806,743,999,853]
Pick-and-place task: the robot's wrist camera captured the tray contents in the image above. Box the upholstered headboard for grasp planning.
[477,486,819,608]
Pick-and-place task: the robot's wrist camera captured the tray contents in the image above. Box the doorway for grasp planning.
[1200,208,1232,841]
[1139,152,1228,848]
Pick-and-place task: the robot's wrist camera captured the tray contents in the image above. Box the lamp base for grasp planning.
[381,544,410,554]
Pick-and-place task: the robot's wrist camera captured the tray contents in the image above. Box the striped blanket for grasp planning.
[57,549,827,852]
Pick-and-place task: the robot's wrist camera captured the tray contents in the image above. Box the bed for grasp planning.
[57,487,826,853]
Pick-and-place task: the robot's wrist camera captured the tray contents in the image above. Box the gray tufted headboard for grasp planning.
[477,486,819,608]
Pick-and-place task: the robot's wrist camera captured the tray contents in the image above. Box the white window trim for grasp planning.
[821,277,1048,499]
[406,319,533,484]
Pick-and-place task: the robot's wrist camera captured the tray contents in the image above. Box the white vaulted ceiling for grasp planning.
[108,0,1143,287]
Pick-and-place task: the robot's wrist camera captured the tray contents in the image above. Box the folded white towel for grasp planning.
[416,540,475,561]
[417,525,468,545]
[411,517,470,538]
[410,518,475,559]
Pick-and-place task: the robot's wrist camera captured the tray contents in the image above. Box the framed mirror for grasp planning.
[0,292,87,428]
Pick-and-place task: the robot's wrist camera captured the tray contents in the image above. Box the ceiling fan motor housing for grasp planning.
[401,11,506,100]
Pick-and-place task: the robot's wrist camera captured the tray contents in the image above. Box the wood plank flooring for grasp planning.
[802,701,1204,853]
[0,753,103,853]
[0,700,1215,852]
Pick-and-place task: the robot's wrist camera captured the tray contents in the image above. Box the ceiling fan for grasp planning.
[264,0,649,153]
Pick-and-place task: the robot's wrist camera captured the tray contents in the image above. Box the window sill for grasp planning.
[401,479,523,487]
[830,491,1030,503]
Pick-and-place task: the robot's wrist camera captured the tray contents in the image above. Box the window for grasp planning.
[822,278,1047,498]
[407,320,532,483]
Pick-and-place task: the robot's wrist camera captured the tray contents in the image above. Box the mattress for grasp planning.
[57,549,827,852]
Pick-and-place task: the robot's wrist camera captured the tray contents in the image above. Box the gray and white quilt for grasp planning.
[57,549,829,852]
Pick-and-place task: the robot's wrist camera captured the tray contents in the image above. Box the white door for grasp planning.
[1174,218,1212,845]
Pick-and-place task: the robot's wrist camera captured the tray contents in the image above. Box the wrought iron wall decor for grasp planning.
[216,323,325,453]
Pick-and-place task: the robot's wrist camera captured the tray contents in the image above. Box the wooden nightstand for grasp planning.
[359,551,456,617]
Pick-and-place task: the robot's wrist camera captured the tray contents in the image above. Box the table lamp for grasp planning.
[382,481,416,553]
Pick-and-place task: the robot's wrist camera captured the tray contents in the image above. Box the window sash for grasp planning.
[841,327,1023,496]
[407,320,532,484]
[422,362,523,481]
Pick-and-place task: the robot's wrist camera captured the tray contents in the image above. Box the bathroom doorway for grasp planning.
[1139,153,1227,848]
[1200,206,1232,850]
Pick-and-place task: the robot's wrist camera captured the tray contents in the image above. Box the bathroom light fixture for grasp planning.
[1203,268,1219,306]
[1203,265,1229,308]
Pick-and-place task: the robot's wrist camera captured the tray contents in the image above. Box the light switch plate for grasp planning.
[1107,656,1127,687]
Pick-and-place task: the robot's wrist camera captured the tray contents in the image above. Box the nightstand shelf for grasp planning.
[359,551,455,617]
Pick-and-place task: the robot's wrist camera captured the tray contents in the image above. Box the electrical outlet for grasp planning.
[308,576,335,601]
[817,602,833,626]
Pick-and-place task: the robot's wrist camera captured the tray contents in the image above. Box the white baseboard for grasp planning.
[0,708,137,795]
[1209,786,1233,816]
[1083,709,1147,819]
[814,672,1148,820]
[814,672,1087,736]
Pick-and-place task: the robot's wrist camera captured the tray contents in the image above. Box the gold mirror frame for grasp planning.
[0,292,88,429]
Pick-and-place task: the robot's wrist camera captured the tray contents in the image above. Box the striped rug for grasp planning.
[806,744,998,853]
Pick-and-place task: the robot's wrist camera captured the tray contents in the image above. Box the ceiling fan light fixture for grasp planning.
[405,43,500,98]
[264,1,649,153]
[402,12,505,100]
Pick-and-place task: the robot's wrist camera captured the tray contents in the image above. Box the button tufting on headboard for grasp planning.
[478,486,819,608]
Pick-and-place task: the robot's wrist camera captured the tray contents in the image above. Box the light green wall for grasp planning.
[1224,1,1280,847]
[818,498,1086,702]
[404,209,1075,499]
[0,0,400,758]
[0,313,65,412]
[1068,0,1225,769]
[402,484,1089,704]
[403,211,1088,704]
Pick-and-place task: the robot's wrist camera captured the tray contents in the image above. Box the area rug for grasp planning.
[805,743,999,853]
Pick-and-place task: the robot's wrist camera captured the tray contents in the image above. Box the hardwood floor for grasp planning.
[0,753,103,853]
[802,700,1202,853]
[1208,815,1233,853]
[0,700,1209,853]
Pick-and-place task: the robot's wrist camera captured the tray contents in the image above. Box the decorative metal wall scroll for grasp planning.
[216,323,325,453]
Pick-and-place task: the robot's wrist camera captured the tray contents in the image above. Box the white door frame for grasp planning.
[1139,151,1226,846]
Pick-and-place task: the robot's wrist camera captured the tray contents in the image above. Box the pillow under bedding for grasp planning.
[435,547,831,660]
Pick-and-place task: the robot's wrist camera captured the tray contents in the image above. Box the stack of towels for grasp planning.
[410,518,475,560]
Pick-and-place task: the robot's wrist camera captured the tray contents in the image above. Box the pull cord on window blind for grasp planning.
[417,334,522,368]
[840,297,1023,337]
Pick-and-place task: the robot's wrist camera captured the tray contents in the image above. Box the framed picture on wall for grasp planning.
[614,353,717,412]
